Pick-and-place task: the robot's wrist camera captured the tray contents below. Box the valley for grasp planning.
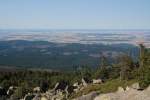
[0,40,139,70]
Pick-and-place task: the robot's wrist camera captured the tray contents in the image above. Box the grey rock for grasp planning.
[74,91,98,100]
[24,93,35,100]
[131,83,140,90]
[94,85,150,100]
[117,86,124,93]
[33,87,41,93]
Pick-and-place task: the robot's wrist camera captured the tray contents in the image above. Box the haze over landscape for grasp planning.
[0,0,150,47]
[0,29,150,47]
[0,0,150,100]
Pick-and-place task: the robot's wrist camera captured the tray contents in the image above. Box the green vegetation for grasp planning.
[70,79,137,98]
[0,40,139,70]
[70,44,150,98]
[138,44,150,88]
[0,70,81,99]
[0,43,150,99]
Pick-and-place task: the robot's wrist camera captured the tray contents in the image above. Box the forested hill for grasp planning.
[0,44,149,100]
[0,40,139,70]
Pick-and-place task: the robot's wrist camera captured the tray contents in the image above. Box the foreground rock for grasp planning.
[94,85,150,100]
[24,93,35,100]
[73,91,98,100]
[33,87,41,93]
[92,79,103,84]
[131,82,140,90]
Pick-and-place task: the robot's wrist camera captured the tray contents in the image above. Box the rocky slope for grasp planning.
[94,86,150,100]
[75,83,150,100]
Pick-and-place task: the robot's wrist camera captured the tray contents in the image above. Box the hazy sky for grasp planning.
[0,0,150,29]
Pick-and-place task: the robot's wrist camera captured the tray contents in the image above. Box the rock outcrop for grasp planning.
[92,79,103,84]
[94,84,150,100]
[24,93,35,100]
[7,86,16,96]
[131,82,140,90]
[33,87,41,93]
[73,91,98,100]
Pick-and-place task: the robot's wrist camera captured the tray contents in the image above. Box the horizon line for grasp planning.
[0,28,150,30]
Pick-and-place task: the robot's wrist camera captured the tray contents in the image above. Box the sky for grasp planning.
[0,0,150,29]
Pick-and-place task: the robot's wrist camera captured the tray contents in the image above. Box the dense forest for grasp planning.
[0,44,150,99]
[0,40,139,70]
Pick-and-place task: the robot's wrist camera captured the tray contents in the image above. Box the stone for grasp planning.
[74,91,98,100]
[33,87,41,93]
[94,94,114,100]
[93,79,103,84]
[126,86,130,91]
[82,78,88,87]
[41,96,48,100]
[117,87,124,93]
[32,94,41,100]
[131,83,140,90]
[73,82,79,87]
[54,81,68,91]
[7,86,17,96]
[94,85,150,100]
[53,83,59,90]
[24,93,35,100]
[146,85,150,91]
[73,82,82,93]
[51,90,65,100]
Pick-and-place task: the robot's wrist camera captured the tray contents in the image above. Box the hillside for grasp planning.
[0,40,139,70]
[0,44,149,100]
